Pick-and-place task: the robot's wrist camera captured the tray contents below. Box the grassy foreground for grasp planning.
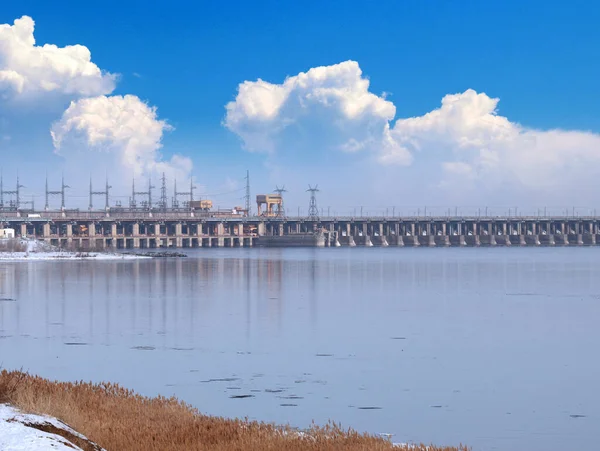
[0,370,469,451]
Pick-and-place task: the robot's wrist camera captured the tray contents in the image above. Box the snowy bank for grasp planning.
[0,238,150,261]
[0,404,104,451]
[0,251,149,261]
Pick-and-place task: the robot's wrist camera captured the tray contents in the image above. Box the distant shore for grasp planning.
[0,370,468,451]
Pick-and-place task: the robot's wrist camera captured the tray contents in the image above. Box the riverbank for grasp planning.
[0,371,468,451]
[0,238,150,261]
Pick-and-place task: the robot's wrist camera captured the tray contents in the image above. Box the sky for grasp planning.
[1,0,599,216]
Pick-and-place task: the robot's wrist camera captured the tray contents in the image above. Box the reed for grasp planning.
[0,370,468,451]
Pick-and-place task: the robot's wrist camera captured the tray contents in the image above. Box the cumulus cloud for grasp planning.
[225,61,600,206]
[224,60,412,165]
[0,15,191,207]
[51,95,192,188]
[391,89,600,201]
[0,16,116,100]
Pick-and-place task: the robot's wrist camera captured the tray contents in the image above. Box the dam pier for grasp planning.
[1,211,600,249]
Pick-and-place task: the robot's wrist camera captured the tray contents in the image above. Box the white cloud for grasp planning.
[51,95,192,187]
[224,60,412,165]
[226,61,600,205]
[0,16,116,99]
[390,89,600,198]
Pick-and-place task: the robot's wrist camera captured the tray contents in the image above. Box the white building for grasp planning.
[0,228,15,239]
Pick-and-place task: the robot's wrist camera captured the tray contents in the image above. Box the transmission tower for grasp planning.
[245,170,251,216]
[173,178,196,209]
[130,177,154,210]
[3,175,25,210]
[45,174,69,210]
[89,176,112,211]
[0,171,4,209]
[273,185,287,217]
[307,185,320,219]
[158,172,168,211]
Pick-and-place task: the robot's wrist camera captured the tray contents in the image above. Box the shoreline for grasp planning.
[0,250,151,261]
[0,371,468,451]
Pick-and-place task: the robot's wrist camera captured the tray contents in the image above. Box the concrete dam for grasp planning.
[2,211,600,249]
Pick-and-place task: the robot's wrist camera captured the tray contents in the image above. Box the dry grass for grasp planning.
[0,370,469,451]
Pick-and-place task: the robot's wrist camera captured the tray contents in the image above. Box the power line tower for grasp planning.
[3,176,25,210]
[158,172,168,212]
[89,176,112,211]
[307,184,319,220]
[173,178,196,209]
[273,185,287,217]
[45,174,69,210]
[0,171,4,209]
[244,170,251,216]
[130,177,154,210]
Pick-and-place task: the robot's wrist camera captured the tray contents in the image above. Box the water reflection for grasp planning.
[0,248,599,451]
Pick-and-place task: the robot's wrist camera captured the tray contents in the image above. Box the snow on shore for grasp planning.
[0,238,149,261]
[0,404,104,450]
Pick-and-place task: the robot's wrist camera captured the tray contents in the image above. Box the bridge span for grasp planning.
[1,211,600,249]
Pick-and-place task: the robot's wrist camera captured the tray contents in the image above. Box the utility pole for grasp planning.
[307,185,319,220]
[0,170,3,208]
[46,174,69,210]
[245,170,251,216]
[273,185,287,217]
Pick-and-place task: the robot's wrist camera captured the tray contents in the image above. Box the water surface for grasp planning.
[0,247,598,451]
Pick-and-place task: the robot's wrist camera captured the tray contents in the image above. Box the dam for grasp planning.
[1,210,600,249]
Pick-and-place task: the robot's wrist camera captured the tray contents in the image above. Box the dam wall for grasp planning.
[1,211,600,249]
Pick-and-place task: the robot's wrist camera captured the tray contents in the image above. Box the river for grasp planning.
[0,247,598,451]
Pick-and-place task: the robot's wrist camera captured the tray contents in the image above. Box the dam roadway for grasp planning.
[1,210,600,249]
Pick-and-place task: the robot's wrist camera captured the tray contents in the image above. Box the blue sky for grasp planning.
[1,1,599,214]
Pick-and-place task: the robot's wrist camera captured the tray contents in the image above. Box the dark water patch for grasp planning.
[280,403,297,407]
[277,395,304,400]
[64,342,88,346]
[0,298,16,302]
[0,335,12,339]
[202,377,240,383]
[570,414,587,418]
[431,405,443,408]
[315,354,333,357]
[230,394,254,399]
[252,373,265,378]
[265,389,284,393]
[189,369,199,373]
[250,389,261,393]
[358,406,382,410]
[131,346,155,351]
[226,387,242,390]
[294,380,306,384]
[170,347,194,351]
[49,322,63,326]
[391,337,406,340]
